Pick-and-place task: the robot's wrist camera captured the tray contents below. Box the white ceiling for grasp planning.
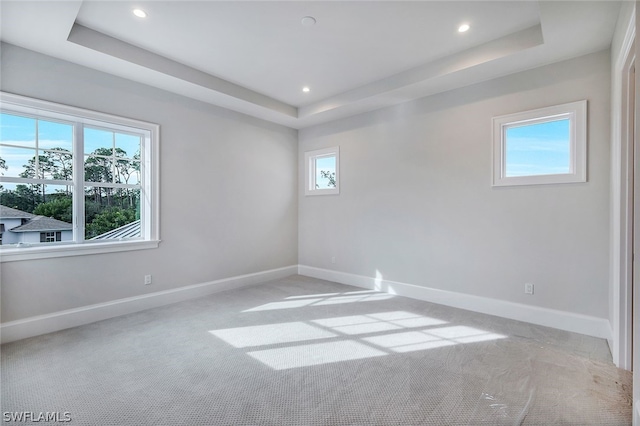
[0,1,622,129]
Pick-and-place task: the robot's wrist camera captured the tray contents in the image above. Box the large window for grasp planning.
[492,100,587,186]
[305,147,339,196]
[0,92,159,261]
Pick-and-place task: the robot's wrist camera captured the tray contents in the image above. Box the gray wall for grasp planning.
[0,43,299,322]
[299,50,611,319]
[0,43,612,324]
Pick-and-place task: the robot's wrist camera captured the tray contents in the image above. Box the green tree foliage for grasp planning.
[1,147,140,238]
[19,154,54,203]
[13,148,72,204]
[84,148,114,183]
[0,156,7,192]
[86,207,137,239]
[83,147,140,237]
[84,147,139,207]
[3,185,41,213]
[0,189,37,213]
[48,149,72,181]
[33,196,73,223]
[84,201,103,226]
[48,149,73,195]
[318,170,337,188]
[1,152,34,210]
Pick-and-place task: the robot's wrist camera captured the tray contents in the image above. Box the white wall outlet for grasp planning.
[331,256,336,264]
[524,283,534,295]
[144,275,152,285]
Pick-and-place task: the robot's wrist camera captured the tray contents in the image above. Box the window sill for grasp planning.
[492,173,587,187]
[0,239,160,262]
[305,188,340,196]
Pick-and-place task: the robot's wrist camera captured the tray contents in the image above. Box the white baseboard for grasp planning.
[298,265,612,341]
[1,265,298,344]
[2,264,613,344]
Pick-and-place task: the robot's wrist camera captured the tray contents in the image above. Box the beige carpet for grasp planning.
[1,275,632,425]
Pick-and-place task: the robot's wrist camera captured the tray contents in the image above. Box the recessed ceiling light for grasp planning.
[133,8,147,18]
[302,87,310,93]
[458,23,470,33]
[301,16,316,26]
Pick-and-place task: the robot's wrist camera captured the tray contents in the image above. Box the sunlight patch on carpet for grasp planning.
[246,341,387,370]
[209,322,336,348]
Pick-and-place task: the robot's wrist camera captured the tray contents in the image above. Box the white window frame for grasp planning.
[0,92,160,262]
[305,146,340,196]
[492,100,587,187]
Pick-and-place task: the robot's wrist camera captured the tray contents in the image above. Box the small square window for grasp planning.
[305,147,339,196]
[492,100,587,186]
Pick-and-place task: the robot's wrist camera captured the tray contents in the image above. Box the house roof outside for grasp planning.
[90,220,140,240]
[9,215,73,233]
[0,204,139,237]
[0,205,35,219]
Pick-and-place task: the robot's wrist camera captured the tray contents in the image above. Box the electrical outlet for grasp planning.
[524,283,534,295]
[144,275,152,285]
[331,256,336,264]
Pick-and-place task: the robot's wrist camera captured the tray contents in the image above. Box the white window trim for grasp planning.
[305,146,340,196]
[492,100,587,187]
[0,92,160,262]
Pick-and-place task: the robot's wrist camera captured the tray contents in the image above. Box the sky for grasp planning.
[0,113,140,182]
[504,118,571,177]
[315,156,336,189]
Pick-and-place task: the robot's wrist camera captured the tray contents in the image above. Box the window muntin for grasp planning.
[0,92,159,260]
[305,147,339,196]
[492,100,586,187]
